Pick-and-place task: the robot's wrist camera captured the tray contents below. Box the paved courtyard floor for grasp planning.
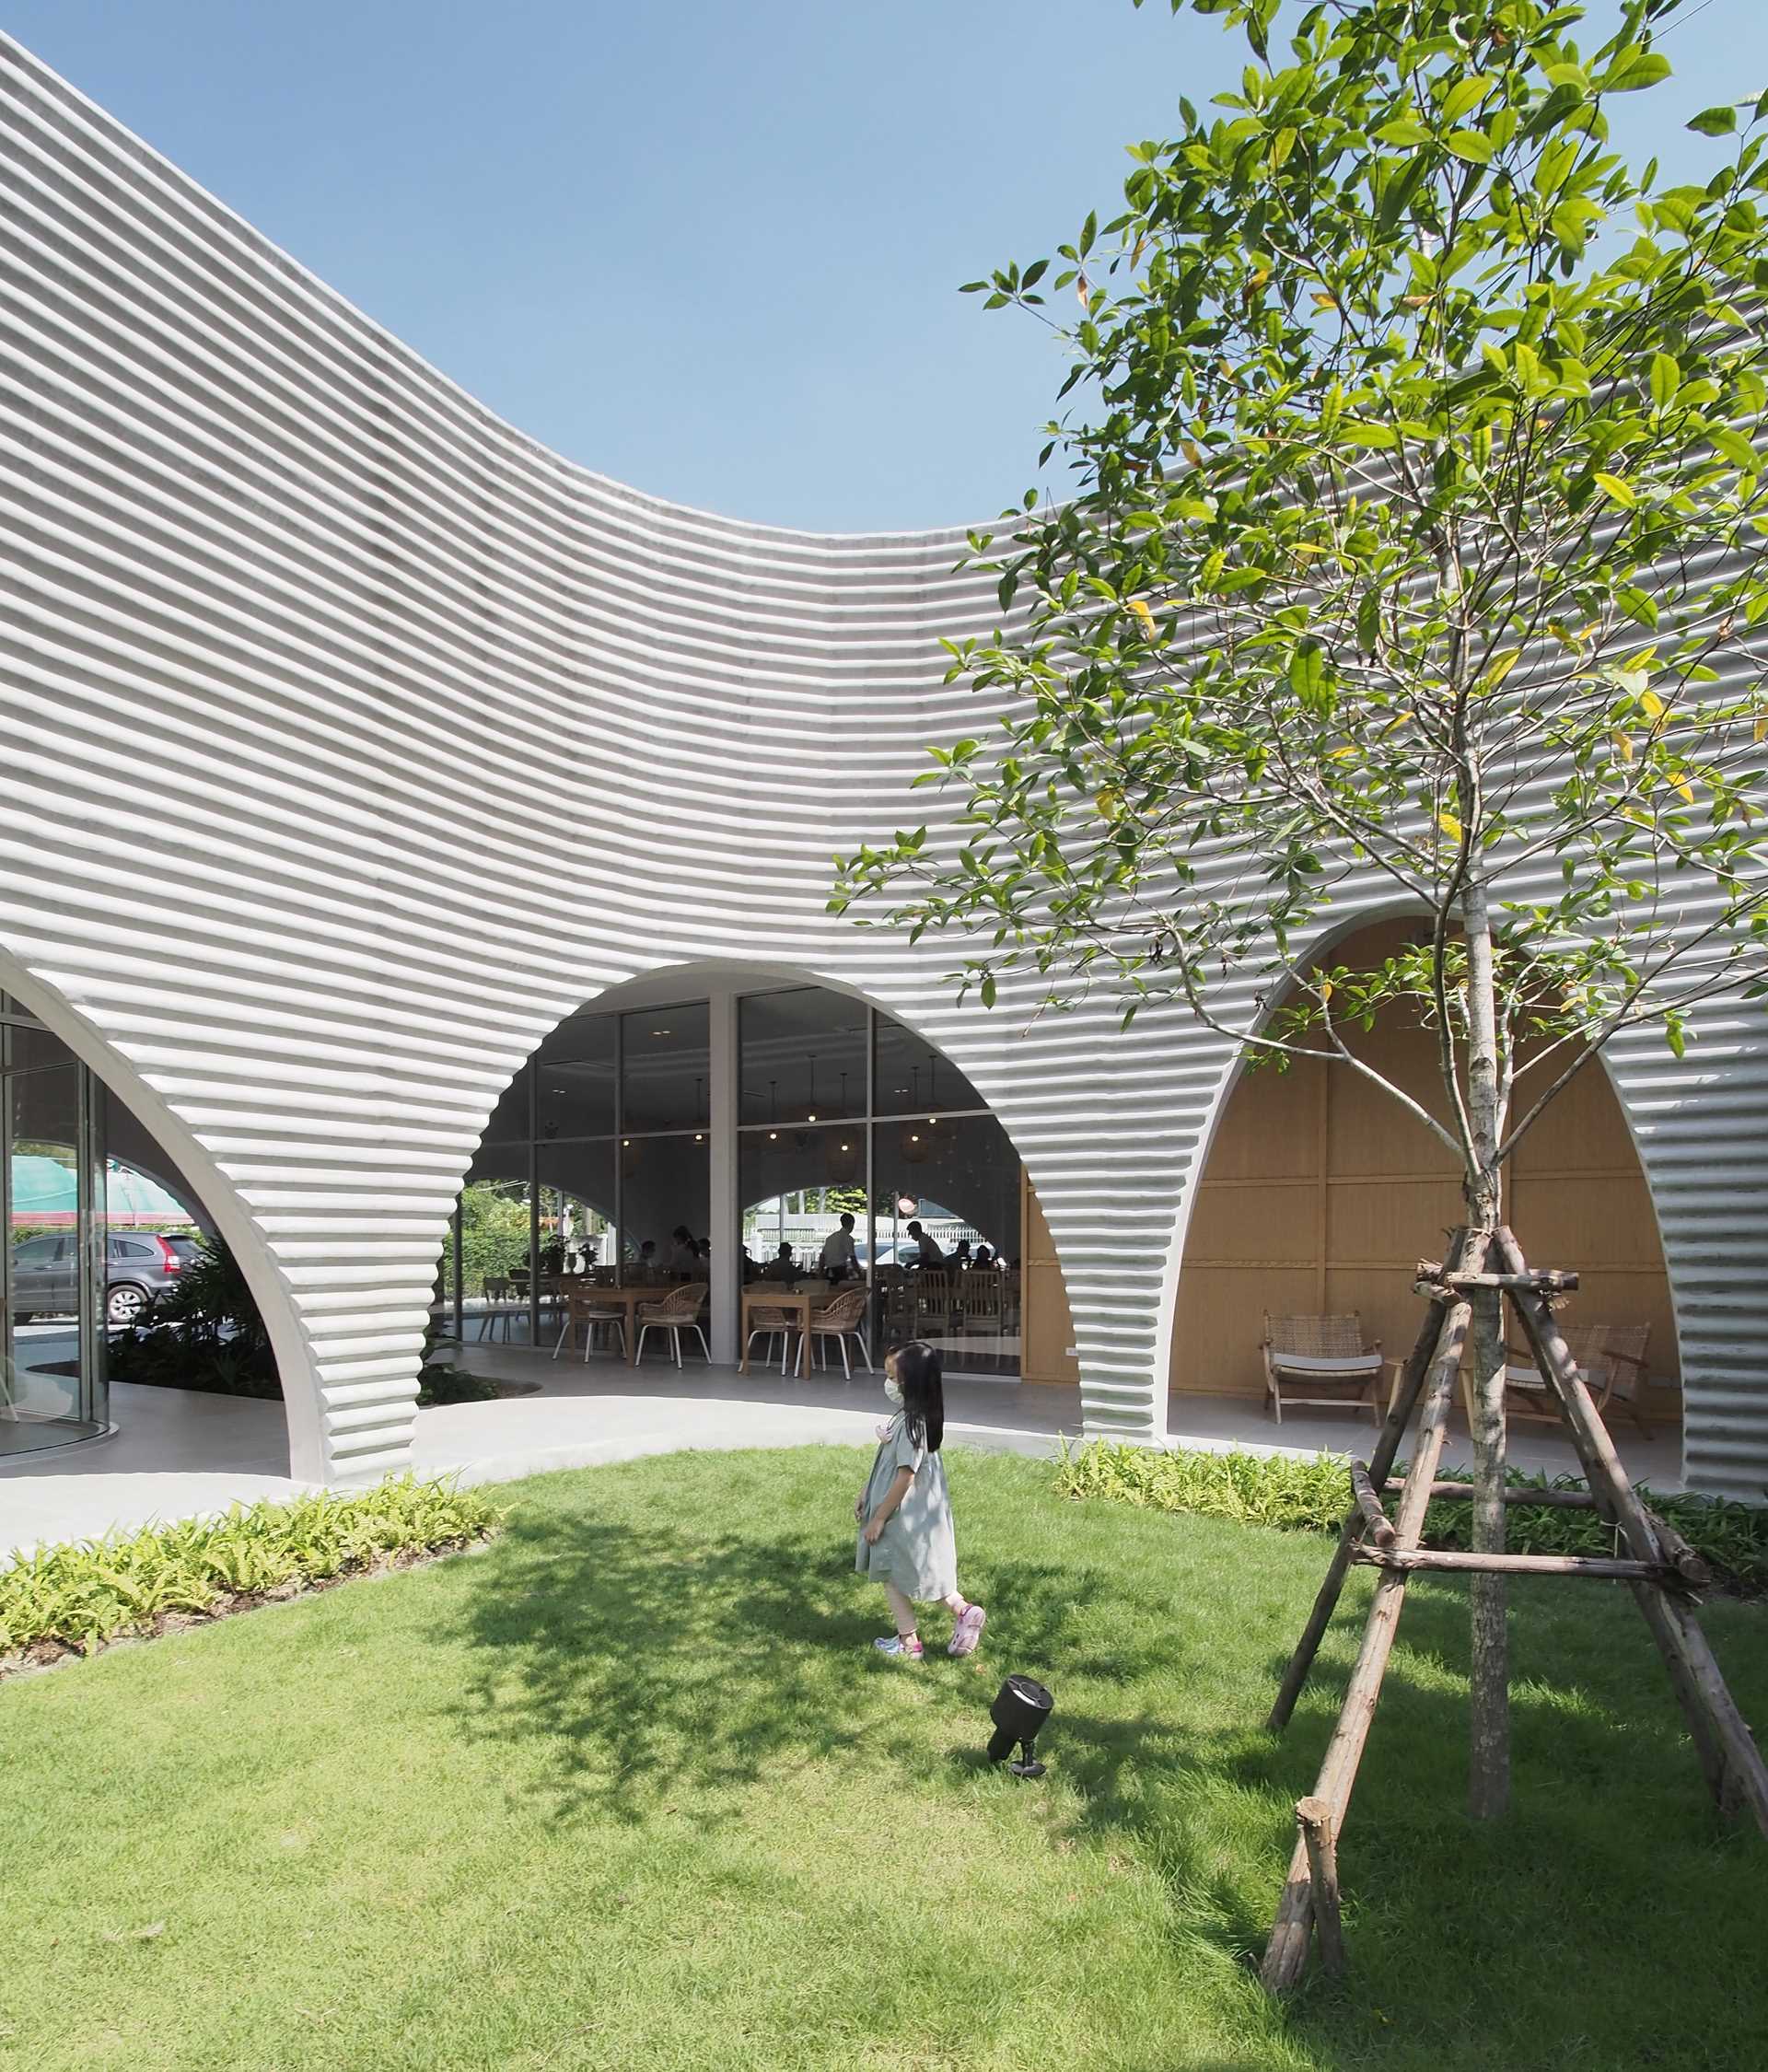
[0,1342,1683,1556]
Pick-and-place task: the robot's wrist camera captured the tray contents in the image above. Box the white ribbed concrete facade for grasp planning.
[0,36,1763,1497]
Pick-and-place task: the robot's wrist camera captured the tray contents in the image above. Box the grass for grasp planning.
[0,1446,1762,2071]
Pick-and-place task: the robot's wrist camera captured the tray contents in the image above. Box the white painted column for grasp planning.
[708,987,740,1365]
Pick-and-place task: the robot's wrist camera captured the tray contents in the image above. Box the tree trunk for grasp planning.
[1461,874,1510,1821]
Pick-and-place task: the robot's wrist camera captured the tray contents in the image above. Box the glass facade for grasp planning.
[3,997,213,1455]
[453,1001,713,1346]
[455,983,1022,1375]
[739,996,1020,1375]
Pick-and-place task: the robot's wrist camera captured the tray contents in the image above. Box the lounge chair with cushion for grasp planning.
[1261,1312,1384,1425]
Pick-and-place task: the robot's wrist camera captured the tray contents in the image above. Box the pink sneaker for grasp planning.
[948,1603,986,1657]
[874,1633,923,1661]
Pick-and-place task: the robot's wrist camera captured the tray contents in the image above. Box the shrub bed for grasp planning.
[0,1475,501,1668]
[1053,1439,1768,1596]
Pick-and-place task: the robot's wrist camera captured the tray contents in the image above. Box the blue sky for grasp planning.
[3,1,1757,531]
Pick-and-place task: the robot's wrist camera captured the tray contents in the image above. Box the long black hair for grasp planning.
[890,1338,944,1454]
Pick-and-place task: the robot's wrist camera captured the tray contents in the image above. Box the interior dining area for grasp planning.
[436,979,1080,1393]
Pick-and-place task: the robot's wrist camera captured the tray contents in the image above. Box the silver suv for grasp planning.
[10,1231,199,1326]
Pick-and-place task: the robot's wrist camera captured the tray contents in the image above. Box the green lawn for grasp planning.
[2,1448,1762,2072]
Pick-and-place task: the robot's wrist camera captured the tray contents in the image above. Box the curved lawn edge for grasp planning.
[0,1475,502,1670]
[1053,1438,1768,1595]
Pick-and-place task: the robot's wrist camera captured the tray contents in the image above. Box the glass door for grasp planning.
[3,1029,106,1452]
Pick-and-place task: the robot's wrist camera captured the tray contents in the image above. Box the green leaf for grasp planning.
[1444,131,1494,167]
[1709,426,1759,470]
[1287,640,1327,707]
[1688,105,1738,137]
[1593,471,1637,507]
[1441,76,1494,126]
[1603,49,1671,94]
[1374,119,1429,147]
[1649,352,1681,410]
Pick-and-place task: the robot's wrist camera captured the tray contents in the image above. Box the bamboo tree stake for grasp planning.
[1261,1254,1482,1994]
[1495,1228,1768,1840]
[1266,1248,1460,1734]
[1294,1798,1345,1976]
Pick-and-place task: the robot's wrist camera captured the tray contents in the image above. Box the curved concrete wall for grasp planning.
[0,36,1762,1496]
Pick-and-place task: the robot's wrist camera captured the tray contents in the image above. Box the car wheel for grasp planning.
[107,1283,150,1327]
[12,1310,34,1325]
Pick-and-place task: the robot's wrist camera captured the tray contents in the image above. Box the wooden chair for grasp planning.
[635,1281,710,1368]
[878,1275,915,1348]
[552,1282,628,1363]
[912,1270,955,1340]
[745,1302,798,1375]
[1261,1312,1383,1425]
[952,1271,1006,1342]
[1504,1321,1654,1437]
[803,1286,874,1378]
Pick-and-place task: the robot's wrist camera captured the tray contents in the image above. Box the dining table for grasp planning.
[552,1279,700,1368]
[739,1283,842,1379]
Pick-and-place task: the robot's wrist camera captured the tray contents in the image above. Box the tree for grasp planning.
[834,0,1768,1821]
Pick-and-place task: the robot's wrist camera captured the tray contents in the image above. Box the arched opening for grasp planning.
[1170,918,1680,1429]
[1,984,289,1473]
[439,967,1072,1391]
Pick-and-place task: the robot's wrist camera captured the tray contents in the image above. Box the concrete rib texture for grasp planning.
[0,35,1762,1495]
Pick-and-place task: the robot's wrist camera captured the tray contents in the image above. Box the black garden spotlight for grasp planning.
[986,1673,1053,1779]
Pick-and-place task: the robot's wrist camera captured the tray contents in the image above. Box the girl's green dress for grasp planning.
[855,1411,957,1600]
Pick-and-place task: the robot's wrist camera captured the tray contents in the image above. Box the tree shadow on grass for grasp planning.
[440,1496,1172,1831]
[438,1472,1767,2066]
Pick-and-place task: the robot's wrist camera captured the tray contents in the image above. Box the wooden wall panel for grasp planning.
[1021,1170,1079,1385]
[1199,1058,1321,1180]
[1175,1266,1318,1400]
[1326,1177,1465,1265]
[1171,919,1680,1414]
[1185,1179,1320,1267]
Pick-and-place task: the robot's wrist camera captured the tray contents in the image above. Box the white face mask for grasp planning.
[883,1376,903,1406]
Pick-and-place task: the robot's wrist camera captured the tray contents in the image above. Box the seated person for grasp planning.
[632,1239,659,1281]
[764,1241,798,1283]
[819,1212,859,1279]
[950,1239,973,1272]
[905,1219,945,1269]
[972,1244,995,1270]
[667,1225,700,1277]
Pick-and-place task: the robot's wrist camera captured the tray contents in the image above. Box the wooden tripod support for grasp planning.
[1258,1225,1768,1995]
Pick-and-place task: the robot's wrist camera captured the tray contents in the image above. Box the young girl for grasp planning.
[855,1341,986,1660]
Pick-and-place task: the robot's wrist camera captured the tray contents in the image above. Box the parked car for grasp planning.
[853,1239,924,1270]
[10,1230,197,1326]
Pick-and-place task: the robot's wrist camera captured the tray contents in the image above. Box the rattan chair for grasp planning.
[1504,1321,1654,1437]
[1261,1312,1384,1425]
[552,1282,628,1363]
[745,1302,798,1374]
[635,1281,710,1368]
[803,1286,874,1379]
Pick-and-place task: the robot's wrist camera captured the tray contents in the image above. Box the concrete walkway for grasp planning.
[0,1344,1682,1556]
